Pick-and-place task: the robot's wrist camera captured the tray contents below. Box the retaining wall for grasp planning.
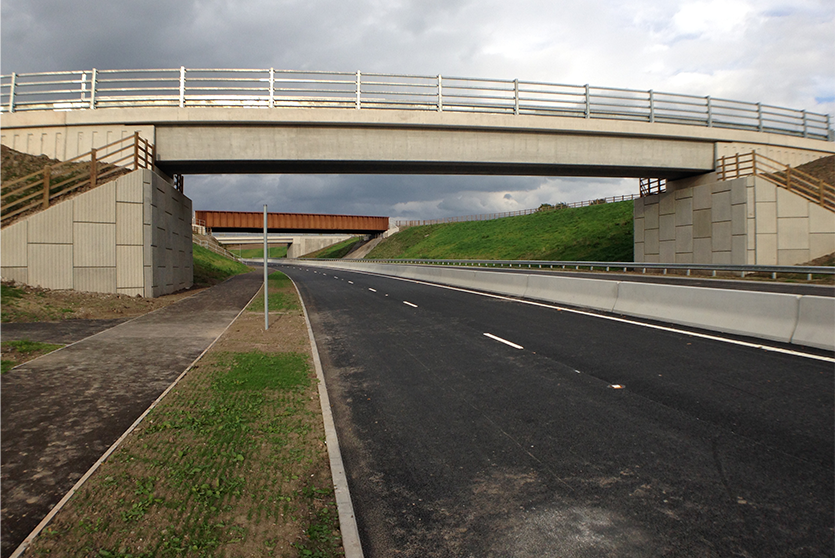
[1,169,192,297]
[289,260,834,351]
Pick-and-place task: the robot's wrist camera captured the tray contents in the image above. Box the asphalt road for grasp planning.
[278,263,834,558]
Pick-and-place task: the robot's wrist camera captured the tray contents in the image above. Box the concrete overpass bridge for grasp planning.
[1,68,833,296]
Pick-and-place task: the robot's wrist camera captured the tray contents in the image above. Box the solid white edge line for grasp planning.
[10,280,264,558]
[403,301,418,308]
[484,332,524,350]
[304,265,835,364]
[289,276,365,558]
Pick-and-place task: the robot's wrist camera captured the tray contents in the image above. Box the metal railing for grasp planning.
[717,151,834,211]
[193,238,242,261]
[320,258,835,281]
[395,194,639,227]
[1,68,831,141]
[1,132,155,227]
[639,178,666,197]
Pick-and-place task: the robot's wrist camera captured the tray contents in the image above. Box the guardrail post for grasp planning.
[8,72,15,113]
[584,84,590,118]
[356,71,361,110]
[80,71,87,102]
[269,68,275,108]
[437,75,443,112]
[90,148,98,188]
[757,102,763,132]
[706,96,712,127]
[802,109,807,138]
[514,79,519,115]
[179,67,186,108]
[649,90,654,123]
[90,68,97,109]
[42,165,51,209]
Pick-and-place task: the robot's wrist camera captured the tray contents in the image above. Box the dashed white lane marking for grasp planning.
[484,333,524,350]
[368,288,377,292]
[403,301,418,308]
[348,281,354,284]
[331,271,833,364]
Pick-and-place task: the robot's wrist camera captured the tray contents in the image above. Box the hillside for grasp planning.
[367,200,634,261]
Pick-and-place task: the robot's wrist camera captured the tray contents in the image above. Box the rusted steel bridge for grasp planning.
[195,210,389,234]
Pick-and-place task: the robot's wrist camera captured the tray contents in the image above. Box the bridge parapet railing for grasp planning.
[1,68,831,141]
[1,132,155,227]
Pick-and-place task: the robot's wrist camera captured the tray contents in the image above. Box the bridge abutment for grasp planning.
[1,169,192,297]
[635,173,835,265]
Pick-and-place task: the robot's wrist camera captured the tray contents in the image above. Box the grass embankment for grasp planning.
[192,244,252,288]
[369,201,634,261]
[230,246,289,260]
[304,237,364,259]
[29,271,343,557]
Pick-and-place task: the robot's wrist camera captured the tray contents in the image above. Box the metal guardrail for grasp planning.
[1,68,831,141]
[319,258,835,281]
[394,194,638,227]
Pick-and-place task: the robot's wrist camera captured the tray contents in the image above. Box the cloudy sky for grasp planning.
[2,0,833,220]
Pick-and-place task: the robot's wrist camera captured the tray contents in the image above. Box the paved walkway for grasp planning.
[0,272,263,558]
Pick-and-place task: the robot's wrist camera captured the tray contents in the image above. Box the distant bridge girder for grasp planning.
[195,210,389,234]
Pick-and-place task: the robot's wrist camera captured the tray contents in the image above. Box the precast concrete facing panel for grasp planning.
[1,169,192,297]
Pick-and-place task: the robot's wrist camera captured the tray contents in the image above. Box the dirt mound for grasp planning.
[796,155,834,185]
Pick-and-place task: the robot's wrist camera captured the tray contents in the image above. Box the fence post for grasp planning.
[514,79,519,115]
[751,150,757,177]
[584,84,590,118]
[802,110,807,138]
[8,72,15,113]
[90,68,97,109]
[820,177,825,207]
[757,102,763,132]
[786,166,791,191]
[179,67,186,108]
[133,131,140,169]
[718,155,725,180]
[42,165,51,209]
[649,90,654,123]
[90,148,98,188]
[269,67,275,108]
[734,152,739,178]
[356,71,361,110]
[437,75,443,112]
[706,96,712,127]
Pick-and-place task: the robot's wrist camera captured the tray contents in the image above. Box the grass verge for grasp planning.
[1,339,65,373]
[26,271,343,557]
[368,201,634,261]
[248,272,300,313]
[229,246,288,260]
[193,244,252,288]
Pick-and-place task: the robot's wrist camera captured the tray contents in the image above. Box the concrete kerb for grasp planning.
[792,296,835,351]
[9,283,263,558]
[288,273,365,558]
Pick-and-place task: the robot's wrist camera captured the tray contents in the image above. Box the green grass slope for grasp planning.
[232,245,288,259]
[368,201,634,261]
[193,244,252,287]
[304,236,364,259]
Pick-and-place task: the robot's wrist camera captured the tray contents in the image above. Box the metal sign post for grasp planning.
[264,204,269,330]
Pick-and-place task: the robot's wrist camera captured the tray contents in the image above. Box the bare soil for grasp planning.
[1,280,204,323]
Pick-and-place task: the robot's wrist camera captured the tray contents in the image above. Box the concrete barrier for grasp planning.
[290,260,832,351]
[525,274,619,312]
[613,282,800,343]
[792,296,835,351]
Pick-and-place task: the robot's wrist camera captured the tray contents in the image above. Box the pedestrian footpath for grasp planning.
[0,272,263,558]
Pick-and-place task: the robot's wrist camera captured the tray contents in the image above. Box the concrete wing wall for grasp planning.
[1,169,193,297]
[635,176,835,265]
